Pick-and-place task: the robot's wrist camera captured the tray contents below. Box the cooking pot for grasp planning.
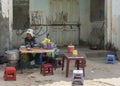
[5,49,19,61]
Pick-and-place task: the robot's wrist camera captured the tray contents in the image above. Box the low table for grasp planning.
[19,48,54,53]
[19,48,54,73]
[62,52,85,77]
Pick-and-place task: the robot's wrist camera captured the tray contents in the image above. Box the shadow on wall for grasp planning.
[88,22,104,50]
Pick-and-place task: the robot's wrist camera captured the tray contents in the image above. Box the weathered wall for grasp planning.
[0,14,9,55]
[30,0,81,46]
[0,0,9,55]
[29,0,49,43]
[90,0,104,22]
[11,0,49,48]
[111,0,120,50]
[13,0,29,30]
[3,0,91,49]
[12,0,29,48]
[48,0,80,45]
[80,0,90,42]
[30,0,49,14]
[104,0,112,46]
[12,0,90,46]
[104,0,120,50]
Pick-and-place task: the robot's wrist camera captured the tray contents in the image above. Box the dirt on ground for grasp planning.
[0,47,120,86]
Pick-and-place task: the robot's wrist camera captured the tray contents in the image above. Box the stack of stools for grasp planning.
[72,70,84,85]
[4,66,16,80]
[106,54,115,64]
[40,63,53,76]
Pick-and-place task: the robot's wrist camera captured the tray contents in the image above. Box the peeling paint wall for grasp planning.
[1,0,9,18]
[13,0,29,30]
[104,0,120,50]
[49,0,80,45]
[12,0,29,48]
[80,0,90,41]
[29,0,49,43]
[0,0,92,50]
[104,0,112,46]
[11,0,49,48]
[0,0,9,55]
[112,0,120,50]
[0,15,9,55]
[14,0,90,46]
[29,0,81,46]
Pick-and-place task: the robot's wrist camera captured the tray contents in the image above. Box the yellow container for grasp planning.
[72,50,78,56]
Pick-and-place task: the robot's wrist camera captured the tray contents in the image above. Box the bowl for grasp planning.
[27,48,31,51]
[20,45,26,48]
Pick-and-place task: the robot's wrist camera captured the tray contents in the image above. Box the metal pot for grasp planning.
[5,49,19,61]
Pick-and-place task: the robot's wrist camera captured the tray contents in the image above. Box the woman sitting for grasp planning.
[24,29,40,65]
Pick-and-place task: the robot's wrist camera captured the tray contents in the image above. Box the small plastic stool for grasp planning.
[72,70,84,85]
[40,63,53,76]
[106,54,115,64]
[4,66,16,80]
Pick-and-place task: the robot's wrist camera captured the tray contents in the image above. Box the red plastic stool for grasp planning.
[40,63,53,76]
[4,67,16,80]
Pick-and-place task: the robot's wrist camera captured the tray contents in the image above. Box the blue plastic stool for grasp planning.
[106,54,115,64]
[72,70,84,85]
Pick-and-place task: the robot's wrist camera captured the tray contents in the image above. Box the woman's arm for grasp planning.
[24,38,28,45]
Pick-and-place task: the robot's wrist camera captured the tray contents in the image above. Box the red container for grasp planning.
[68,45,74,53]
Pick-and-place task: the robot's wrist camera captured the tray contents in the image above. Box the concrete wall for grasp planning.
[30,0,81,46]
[30,0,49,14]
[104,0,112,47]
[80,0,90,41]
[111,0,120,50]
[48,0,80,45]
[0,0,9,55]
[0,0,91,52]
[12,0,29,48]
[12,0,91,46]
[6,0,120,51]
[29,0,49,43]
[13,0,29,30]
[11,0,49,48]
[90,0,104,22]
[0,14,9,55]
[104,0,120,50]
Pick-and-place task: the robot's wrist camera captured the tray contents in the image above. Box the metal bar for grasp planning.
[31,24,81,26]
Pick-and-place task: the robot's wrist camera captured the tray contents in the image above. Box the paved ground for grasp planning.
[0,46,120,86]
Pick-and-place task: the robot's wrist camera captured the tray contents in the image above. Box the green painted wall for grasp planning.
[80,0,90,41]
[30,0,49,15]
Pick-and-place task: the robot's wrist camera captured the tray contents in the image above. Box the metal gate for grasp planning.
[49,0,80,46]
[49,26,79,46]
